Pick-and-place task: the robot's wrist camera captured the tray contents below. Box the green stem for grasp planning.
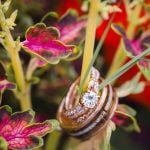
[45,131,61,150]
[99,48,150,90]
[78,14,115,95]
[106,3,142,81]
[79,0,99,92]
[0,9,26,91]
[19,94,32,111]
[0,6,32,110]
[15,85,32,111]
[26,58,39,81]
[34,147,42,150]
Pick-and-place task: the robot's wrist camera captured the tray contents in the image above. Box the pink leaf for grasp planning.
[22,23,74,64]
[0,106,57,150]
[42,10,87,45]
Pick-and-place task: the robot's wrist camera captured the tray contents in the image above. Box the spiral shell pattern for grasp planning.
[57,68,118,139]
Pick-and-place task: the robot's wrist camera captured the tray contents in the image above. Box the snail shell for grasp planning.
[57,68,118,139]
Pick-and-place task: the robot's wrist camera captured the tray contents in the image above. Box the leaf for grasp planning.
[111,23,126,36]
[22,10,86,65]
[116,73,145,97]
[1,0,11,13]
[41,9,87,45]
[0,105,59,150]
[5,10,18,30]
[0,79,16,103]
[10,10,18,24]
[58,9,87,45]
[49,119,60,129]
[41,11,59,23]
[117,104,137,116]
[22,23,74,65]
[112,23,150,80]
[112,104,140,132]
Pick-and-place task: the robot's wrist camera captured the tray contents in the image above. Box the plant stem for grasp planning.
[99,48,150,90]
[78,14,115,95]
[0,7,32,110]
[15,85,32,111]
[45,131,61,150]
[0,9,26,91]
[106,3,142,80]
[79,0,99,92]
[26,58,39,81]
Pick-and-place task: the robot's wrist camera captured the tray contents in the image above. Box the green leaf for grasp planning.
[1,0,11,13]
[0,137,8,150]
[117,104,136,116]
[5,10,18,30]
[10,10,18,23]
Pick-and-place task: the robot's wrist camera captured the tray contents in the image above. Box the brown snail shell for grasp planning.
[57,68,118,139]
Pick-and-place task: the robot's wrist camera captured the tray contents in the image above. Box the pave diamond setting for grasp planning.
[88,80,99,93]
[80,68,100,108]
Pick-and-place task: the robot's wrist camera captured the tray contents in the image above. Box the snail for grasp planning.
[57,68,118,139]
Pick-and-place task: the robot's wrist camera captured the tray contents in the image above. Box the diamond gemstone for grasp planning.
[91,68,100,80]
[88,80,99,93]
[82,91,99,108]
